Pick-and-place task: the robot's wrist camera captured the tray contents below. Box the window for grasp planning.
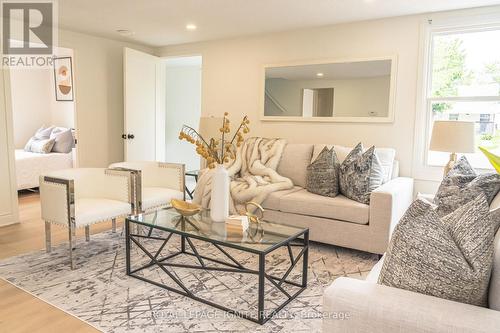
[426,27,500,169]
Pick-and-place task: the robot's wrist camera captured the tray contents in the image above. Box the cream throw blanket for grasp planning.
[193,137,293,214]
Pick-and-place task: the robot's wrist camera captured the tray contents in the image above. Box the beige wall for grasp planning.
[10,46,75,148]
[59,29,155,167]
[10,67,54,148]
[157,15,422,179]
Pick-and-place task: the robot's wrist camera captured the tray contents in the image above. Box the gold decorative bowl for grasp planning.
[170,199,202,216]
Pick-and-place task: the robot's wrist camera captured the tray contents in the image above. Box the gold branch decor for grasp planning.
[179,113,250,169]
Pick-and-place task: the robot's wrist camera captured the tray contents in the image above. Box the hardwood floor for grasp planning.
[0,191,122,332]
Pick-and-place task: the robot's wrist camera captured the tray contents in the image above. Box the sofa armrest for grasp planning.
[323,277,500,333]
[370,177,414,240]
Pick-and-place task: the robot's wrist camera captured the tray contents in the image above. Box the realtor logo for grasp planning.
[1,0,57,67]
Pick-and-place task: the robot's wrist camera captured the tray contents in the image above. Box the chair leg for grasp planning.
[68,222,76,270]
[85,225,90,242]
[112,218,117,233]
[45,221,51,253]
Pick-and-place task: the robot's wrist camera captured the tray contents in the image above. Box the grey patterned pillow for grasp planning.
[338,143,384,204]
[306,147,339,197]
[379,195,500,307]
[434,156,500,217]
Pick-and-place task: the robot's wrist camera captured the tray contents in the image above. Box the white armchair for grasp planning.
[39,168,137,269]
[108,161,185,213]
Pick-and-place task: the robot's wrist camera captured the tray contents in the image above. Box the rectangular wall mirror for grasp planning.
[262,57,397,122]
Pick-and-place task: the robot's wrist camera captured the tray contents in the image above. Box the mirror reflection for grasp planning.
[264,59,392,119]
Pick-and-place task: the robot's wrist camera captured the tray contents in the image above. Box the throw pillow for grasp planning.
[24,126,55,152]
[50,128,74,153]
[338,143,384,204]
[306,147,339,197]
[33,126,55,139]
[25,138,55,154]
[434,156,500,217]
[378,195,500,307]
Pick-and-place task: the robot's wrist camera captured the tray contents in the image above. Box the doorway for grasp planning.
[8,46,78,194]
[123,49,202,172]
[164,56,202,171]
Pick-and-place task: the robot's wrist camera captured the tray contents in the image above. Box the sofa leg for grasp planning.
[85,226,90,242]
[112,218,116,233]
[45,221,51,253]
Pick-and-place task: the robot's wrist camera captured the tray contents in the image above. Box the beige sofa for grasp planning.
[262,144,414,255]
[323,193,500,332]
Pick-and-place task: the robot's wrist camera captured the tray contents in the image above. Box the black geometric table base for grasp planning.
[125,218,309,324]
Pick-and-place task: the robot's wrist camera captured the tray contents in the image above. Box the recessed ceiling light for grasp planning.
[316,72,324,77]
[186,24,197,31]
[116,29,134,37]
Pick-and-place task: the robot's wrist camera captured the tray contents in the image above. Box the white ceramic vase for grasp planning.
[210,164,229,222]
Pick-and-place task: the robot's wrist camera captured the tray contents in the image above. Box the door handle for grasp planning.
[127,134,135,139]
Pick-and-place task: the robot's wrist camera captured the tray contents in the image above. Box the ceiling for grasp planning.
[58,0,500,47]
[266,60,392,80]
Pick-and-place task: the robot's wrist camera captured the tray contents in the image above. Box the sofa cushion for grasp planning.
[379,195,500,307]
[277,144,313,188]
[279,189,369,224]
[261,186,302,211]
[142,187,184,211]
[374,148,396,183]
[306,147,340,197]
[313,144,396,183]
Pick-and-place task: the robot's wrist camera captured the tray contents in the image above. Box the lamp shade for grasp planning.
[429,120,476,153]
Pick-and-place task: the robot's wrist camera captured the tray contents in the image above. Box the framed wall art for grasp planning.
[53,57,74,101]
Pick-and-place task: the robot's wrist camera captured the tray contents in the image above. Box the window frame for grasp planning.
[413,11,500,182]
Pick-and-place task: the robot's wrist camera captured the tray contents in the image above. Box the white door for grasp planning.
[0,69,19,226]
[123,48,161,161]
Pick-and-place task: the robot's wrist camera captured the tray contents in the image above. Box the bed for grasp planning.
[15,149,73,190]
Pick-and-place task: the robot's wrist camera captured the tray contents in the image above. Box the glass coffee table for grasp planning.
[125,208,309,324]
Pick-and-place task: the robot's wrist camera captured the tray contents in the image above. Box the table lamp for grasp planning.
[429,120,476,177]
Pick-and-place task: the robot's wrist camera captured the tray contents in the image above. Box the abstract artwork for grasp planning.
[53,56,74,101]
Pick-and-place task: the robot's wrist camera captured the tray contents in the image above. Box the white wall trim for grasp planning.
[0,69,19,226]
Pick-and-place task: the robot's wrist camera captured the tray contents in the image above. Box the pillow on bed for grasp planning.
[25,138,55,153]
[50,128,74,153]
[33,126,55,139]
[24,126,56,153]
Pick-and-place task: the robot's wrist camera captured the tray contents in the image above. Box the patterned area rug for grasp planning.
[0,229,377,333]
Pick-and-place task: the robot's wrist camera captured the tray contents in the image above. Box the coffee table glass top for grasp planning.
[127,208,307,253]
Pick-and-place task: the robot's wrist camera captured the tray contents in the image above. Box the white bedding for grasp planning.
[15,149,73,190]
